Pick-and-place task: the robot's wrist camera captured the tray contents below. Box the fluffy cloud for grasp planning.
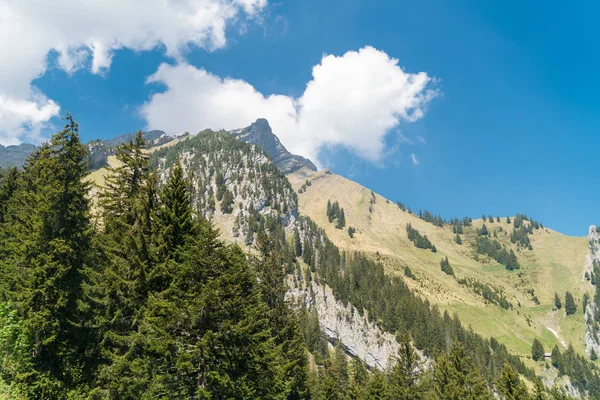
[0,0,266,145]
[141,46,437,165]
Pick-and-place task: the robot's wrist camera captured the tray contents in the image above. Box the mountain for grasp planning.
[0,129,178,170]
[8,118,600,397]
[0,143,38,168]
[86,129,180,170]
[232,118,318,174]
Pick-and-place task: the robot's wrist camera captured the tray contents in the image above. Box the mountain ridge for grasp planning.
[232,118,318,174]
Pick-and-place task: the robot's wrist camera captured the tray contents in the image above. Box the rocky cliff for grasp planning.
[232,119,317,174]
[287,280,399,369]
[584,225,600,358]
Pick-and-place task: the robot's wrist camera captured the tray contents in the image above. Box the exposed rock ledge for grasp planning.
[287,281,399,369]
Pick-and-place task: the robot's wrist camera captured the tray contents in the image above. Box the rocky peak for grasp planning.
[232,118,317,174]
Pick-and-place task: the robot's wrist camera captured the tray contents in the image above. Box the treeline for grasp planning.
[302,333,555,400]
[0,120,310,399]
[475,236,520,270]
[327,199,346,229]
[296,217,536,388]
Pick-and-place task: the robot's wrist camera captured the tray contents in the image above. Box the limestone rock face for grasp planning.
[287,281,399,369]
[584,225,600,358]
[232,119,317,174]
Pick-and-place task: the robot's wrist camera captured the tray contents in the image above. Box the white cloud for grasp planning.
[410,153,419,165]
[142,46,438,165]
[0,0,267,145]
[417,135,427,144]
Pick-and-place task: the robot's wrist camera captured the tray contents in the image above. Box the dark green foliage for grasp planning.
[511,225,532,248]
[488,214,494,223]
[432,344,492,400]
[565,291,577,315]
[507,216,511,224]
[220,187,234,213]
[532,339,545,361]
[294,228,303,257]
[348,226,356,238]
[365,370,389,399]
[475,236,519,270]
[551,345,561,368]
[478,224,489,236]
[396,200,407,211]
[406,223,434,250]
[440,257,454,276]
[550,344,600,397]
[497,363,529,400]
[336,208,346,229]
[0,114,92,397]
[555,293,562,310]
[431,244,437,253]
[455,234,462,245]
[419,209,445,227]
[404,266,416,280]
[514,213,523,228]
[327,200,346,228]
[389,332,426,399]
[154,160,196,257]
[482,214,487,222]
[0,167,19,223]
[457,278,512,310]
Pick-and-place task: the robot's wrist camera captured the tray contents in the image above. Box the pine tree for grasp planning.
[533,380,547,400]
[455,234,462,245]
[554,293,562,310]
[154,160,195,261]
[89,131,160,395]
[478,224,488,236]
[433,344,491,400]
[551,345,561,369]
[336,208,346,229]
[496,363,529,400]
[348,358,368,400]
[390,332,424,399]
[327,200,333,222]
[565,291,577,315]
[365,370,389,400]
[0,114,92,396]
[294,228,303,257]
[0,167,19,223]
[532,338,545,361]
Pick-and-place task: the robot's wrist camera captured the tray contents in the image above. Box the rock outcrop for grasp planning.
[0,143,37,168]
[584,225,600,358]
[287,281,399,369]
[232,119,317,174]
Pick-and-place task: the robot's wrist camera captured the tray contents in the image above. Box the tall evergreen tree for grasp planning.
[433,344,491,400]
[565,291,577,315]
[554,293,562,310]
[532,338,545,361]
[154,160,195,261]
[0,167,19,224]
[390,332,424,399]
[496,363,530,400]
[0,114,92,397]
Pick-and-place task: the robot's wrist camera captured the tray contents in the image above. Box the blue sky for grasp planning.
[5,0,600,235]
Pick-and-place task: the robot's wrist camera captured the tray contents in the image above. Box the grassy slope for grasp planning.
[290,168,591,364]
